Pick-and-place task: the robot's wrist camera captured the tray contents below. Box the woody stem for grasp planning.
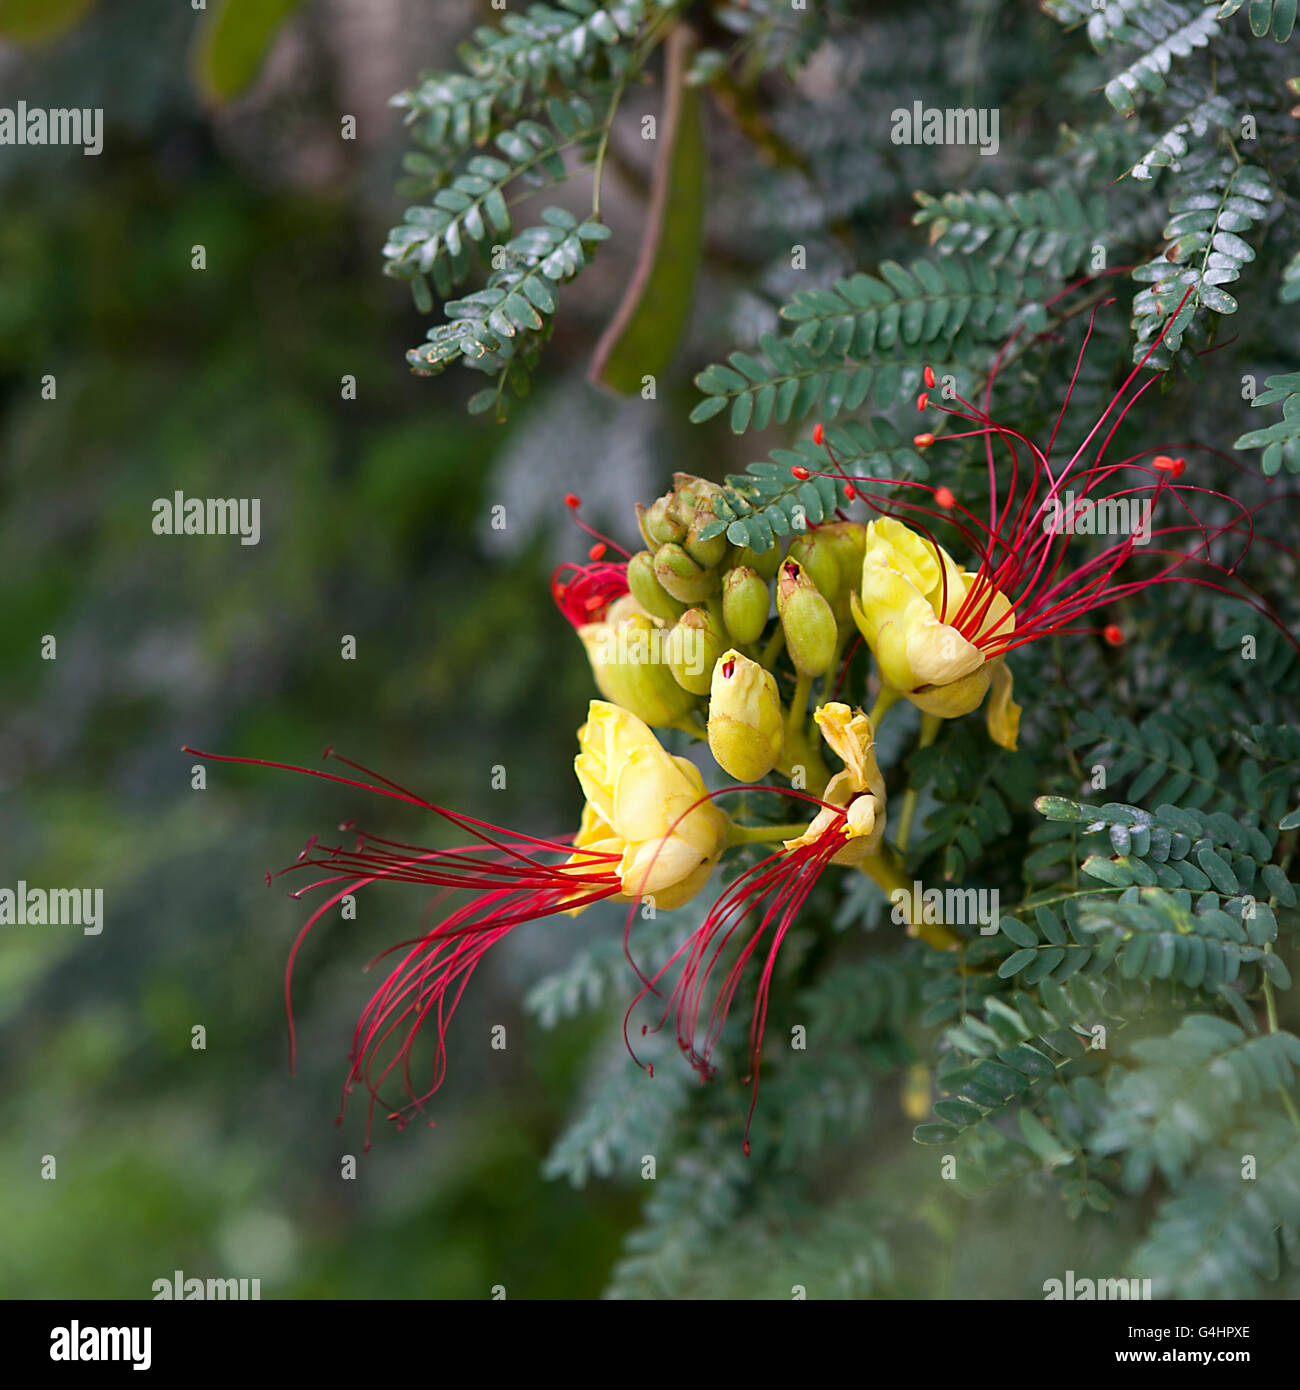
[860,847,961,951]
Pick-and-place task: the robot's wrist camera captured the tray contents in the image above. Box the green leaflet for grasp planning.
[192,0,306,106]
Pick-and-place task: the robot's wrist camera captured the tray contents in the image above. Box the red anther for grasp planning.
[563,493,581,509]
[1103,624,1124,647]
[924,365,935,388]
[721,656,736,679]
[844,483,857,501]
[1152,454,1186,478]
[743,1139,751,1157]
[588,542,606,560]
[934,486,956,509]
[913,432,935,449]
[647,1064,653,1078]
[917,392,930,411]
[792,465,810,480]
[812,423,825,445]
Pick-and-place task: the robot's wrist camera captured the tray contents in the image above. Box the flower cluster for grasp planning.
[190,307,1286,1152]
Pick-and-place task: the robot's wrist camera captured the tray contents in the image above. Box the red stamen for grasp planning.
[626,793,852,1152]
[792,465,810,480]
[551,560,629,627]
[1103,624,1124,646]
[812,423,825,445]
[182,744,623,1148]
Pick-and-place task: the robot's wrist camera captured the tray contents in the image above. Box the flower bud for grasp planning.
[735,543,781,581]
[786,532,840,603]
[810,521,867,620]
[816,521,867,590]
[654,541,720,603]
[707,650,783,782]
[579,611,696,727]
[668,608,726,696]
[638,495,687,548]
[670,472,723,513]
[721,566,770,645]
[683,504,729,569]
[777,559,838,676]
[628,549,686,623]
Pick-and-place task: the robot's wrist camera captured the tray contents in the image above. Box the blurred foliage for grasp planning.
[0,0,649,1299]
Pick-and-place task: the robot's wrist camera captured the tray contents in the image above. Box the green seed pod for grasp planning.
[777,558,838,676]
[655,542,720,603]
[721,566,771,645]
[707,650,783,782]
[628,549,687,623]
[668,608,726,695]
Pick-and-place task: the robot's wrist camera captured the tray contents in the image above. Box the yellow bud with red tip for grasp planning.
[707,650,783,782]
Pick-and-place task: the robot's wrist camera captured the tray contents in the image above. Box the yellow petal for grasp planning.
[904,606,985,687]
[986,659,1022,750]
[907,666,991,718]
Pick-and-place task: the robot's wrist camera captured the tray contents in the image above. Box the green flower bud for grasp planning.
[628,549,687,623]
[579,611,695,727]
[670,472,723,513]
[806,522,867,619]
[667,608,726,695]
[736,543,781,581]
[786,532,840,603]
[707,650,784,782]
[817,519,867,576]
[654,542,720,603]
[721,566,770,645]
[683,506,729,569]
[638,495,687,548]
[777,558,838,676]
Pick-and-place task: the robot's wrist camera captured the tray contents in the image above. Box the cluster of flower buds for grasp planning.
[576,473,873,795]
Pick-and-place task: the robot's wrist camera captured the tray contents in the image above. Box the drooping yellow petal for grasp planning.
[986,658,1022,750]
[783,702,886,866]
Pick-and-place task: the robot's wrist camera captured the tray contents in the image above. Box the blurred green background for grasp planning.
[0,0,719,1298]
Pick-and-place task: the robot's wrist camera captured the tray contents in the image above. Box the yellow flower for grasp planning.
[849,518,1020,748]
[577,597,696,729]
[570,701,729,909]
[783,702,886,866]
